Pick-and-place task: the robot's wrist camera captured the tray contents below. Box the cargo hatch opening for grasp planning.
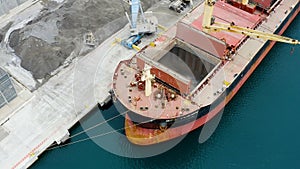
[157,39,220,92]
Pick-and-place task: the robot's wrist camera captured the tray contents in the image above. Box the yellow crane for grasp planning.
[202,0,300,45]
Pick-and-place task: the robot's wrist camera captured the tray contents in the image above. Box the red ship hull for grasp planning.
[124,3,300,145]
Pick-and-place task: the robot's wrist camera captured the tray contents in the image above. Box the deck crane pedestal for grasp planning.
[121,0,158,50]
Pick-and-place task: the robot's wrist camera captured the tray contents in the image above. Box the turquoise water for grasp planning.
[31,15,300,169]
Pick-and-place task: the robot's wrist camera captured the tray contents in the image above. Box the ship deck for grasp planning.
[192,0,299,106]
[113,0,300,120]
[125,0,300,144]
[190,1,263,47]
[113,60,200,119]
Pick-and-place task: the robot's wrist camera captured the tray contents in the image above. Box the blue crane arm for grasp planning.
[131,0,140,29]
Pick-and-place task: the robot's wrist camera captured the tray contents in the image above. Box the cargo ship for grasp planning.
[112,0,300,145]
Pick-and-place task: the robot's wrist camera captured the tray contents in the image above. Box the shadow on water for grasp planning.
[68,101,126,137]
[45,102,127,150]
[97,104,126,134]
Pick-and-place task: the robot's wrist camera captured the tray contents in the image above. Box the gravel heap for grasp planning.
[8,0,160,80]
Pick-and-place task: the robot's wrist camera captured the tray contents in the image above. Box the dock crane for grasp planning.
[202,0,300,45]
[121,0,158,50]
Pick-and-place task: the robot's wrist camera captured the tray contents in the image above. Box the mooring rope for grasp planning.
[69,110,128,139]
[46,116,152,151]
